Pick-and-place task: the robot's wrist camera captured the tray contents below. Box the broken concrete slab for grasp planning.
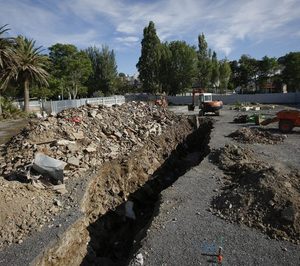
[32,153,67,184]
[67,157,80,167]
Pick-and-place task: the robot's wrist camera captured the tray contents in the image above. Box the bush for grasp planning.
[0,97,27,120]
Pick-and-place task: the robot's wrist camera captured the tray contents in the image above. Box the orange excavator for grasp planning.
[188,88,223,116]
[261,109,300,133]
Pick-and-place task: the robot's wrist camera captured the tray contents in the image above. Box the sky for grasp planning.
[1,0,300,75]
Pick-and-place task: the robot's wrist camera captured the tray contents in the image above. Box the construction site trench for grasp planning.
[32,117,212,266]
[0,103,213,266]
[82,120,211,266]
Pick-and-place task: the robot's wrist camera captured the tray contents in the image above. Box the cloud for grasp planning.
[115,36,139,47]
[63,0,300,54]
[0,0,101,48]
[205,0,300,55]
[115,36,139,43]
[0,0,299,57]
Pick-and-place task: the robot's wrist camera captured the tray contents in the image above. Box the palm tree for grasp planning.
[12,36,49,112]
[0,25,14,68]
[0,24,15,115]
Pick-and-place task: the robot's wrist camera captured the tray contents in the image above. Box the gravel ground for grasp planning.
[130,105,300,266]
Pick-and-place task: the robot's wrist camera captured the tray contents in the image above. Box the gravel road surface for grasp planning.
[130,106,300,266]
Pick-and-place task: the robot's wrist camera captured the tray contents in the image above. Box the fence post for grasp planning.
[39,100,43,113]
[50,100,54,114]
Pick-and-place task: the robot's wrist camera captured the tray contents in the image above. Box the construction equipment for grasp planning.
[260,109,300,133]
[188,89,223,116]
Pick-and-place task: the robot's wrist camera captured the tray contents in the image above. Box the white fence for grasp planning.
[14,100,41,112]
[167,92,300,105]
[16,96,125,114]
[15,93,300,114]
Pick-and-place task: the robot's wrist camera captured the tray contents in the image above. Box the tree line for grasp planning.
[136,22,232,95]
[0,24,135,113]
[1,22,300,113]
[137,21,300,95]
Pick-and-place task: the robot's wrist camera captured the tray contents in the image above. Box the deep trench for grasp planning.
[81,120,212,266]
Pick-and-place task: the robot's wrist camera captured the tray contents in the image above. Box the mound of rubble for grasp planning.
[228,127,284,144]
[1,102,180,179]
[0,102,194,250]
[211,144,300,244]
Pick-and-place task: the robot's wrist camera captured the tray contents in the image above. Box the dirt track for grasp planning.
[130,105,300,266]
[0,119,27,145]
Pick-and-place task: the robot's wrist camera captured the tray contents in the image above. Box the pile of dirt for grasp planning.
[228,127,284,144]
[0,102,193,250]
[0,179,56,248]
[211,144,300,244]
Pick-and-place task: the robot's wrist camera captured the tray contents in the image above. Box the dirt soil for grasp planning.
[0,119,28,145]
[0,102,192,252]
[228,127,285,144]
[211,144,300,244]
[129,105,300,266]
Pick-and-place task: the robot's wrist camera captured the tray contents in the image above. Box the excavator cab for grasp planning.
[200,93,212,103]
[188,88,223,116]
[199,93,223,116]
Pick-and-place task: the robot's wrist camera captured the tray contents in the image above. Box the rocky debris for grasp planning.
[134,253,144,266]
[0,102,180,180]
[0,102,193,251]
[228,127,284,144]
[32,152,67,184]
[233,114,250,123]
[211,144,300,244]
[0,178,56,250]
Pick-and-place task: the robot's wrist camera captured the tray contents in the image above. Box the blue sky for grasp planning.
[1,0,300,75]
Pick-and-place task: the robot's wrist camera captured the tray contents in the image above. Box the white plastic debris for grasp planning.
[33,152,67,184]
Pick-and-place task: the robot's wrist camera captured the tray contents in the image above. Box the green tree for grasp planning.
[64,51,92,99]
[137,21,161,93]
[257,56,279,88]
[11,36,49,111]
[0,25,14,70]
[279,52,300,91]
[239,55,259,92]
[219,59,232,93]
[210,51,219,92]
[197,33,212,88]
[85,46,101,95]
[49,43,78,99]
[84,45,117,96]
[159,41,197,95]
[159,42,172,93]
[228,60,240,91]
[31,76,61,100]
[114,75,136,95]
[98,45,118,96]
[0,25,15,114]
[49,43,92,99]
[49,43,77,78]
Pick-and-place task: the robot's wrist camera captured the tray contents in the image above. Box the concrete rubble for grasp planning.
[0,102,194,251]
[0,102,179,183]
